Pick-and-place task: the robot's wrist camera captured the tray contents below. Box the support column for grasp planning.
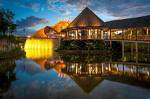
[136,28,138,40]
[101,30,103,40]
[102,63,104,74]
[122,29,124,40]
[147,28,149,35]
[95,29,98,39]
[109,29,112,49]
[100,29,102,40]
[110,29,111,40]
[75,30,78,39]
[130,29,133,40]
[108,64,111,71]
[89,29,91,39]
[148,43,149,62]
[135,42,138,63]
[122,41,125,61]
[131,43,134,60]
[66,31,68,39]
[87,29,88,39]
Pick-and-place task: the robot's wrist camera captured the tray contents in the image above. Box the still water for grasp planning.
[0,39,150,99]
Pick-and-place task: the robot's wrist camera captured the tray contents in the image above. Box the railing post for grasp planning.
[130,29,132,40]
[122,41,125,61]
[122,29,124,40]
[109,29,111,40]
[136,28,138,41]
[135,42,138,63]
[147,28,149,35]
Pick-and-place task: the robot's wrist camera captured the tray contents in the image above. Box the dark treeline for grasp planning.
[0,8,16,36]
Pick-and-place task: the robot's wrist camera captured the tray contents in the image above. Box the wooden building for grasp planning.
[62,7,150,41]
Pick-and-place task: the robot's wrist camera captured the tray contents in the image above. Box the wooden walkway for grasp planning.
[63,35,150,42]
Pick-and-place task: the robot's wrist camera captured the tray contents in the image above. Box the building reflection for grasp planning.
[57,54,150,93]
[62,62,150,80]
[24,47,150,93]
[23,40,150,93]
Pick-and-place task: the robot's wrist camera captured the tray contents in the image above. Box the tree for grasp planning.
[0,8,16,36]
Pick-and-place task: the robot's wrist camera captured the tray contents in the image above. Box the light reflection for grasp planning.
[25,49,53,59]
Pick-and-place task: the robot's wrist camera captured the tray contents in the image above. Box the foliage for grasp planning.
[0,8,16,35]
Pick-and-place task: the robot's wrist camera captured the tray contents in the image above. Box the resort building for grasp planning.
[62,7,150,41]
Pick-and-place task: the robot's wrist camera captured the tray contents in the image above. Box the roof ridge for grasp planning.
[68,7,104,28]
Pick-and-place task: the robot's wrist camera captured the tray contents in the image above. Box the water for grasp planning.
[0,39,150,99]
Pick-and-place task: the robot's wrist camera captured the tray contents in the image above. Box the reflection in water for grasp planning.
[1,40,150,99]
[25,49,53,59]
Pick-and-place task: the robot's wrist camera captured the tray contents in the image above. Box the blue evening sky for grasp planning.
[1,0,150,36]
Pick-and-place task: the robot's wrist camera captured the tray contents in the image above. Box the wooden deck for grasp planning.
[63,35,150,42]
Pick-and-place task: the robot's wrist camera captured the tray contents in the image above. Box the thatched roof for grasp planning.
[31,26,57,38]
[68,7,104,28]
[105,15,150,29]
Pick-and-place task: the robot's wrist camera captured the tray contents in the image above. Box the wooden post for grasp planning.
[135,42,138,63]
[88,29,90,39]
[131,43,134,60]
[101,30,103,40]
[77,29,79,40]
[99,29,100,39]
[109,64,111,71]
[102,63,104,74]
[122,29,124,40]
[122,41,125,61]
[89,29,91,39]
[66,31,68,40]
[148,43,149,62]
[95,29,97,39]
[75,30,78,39]
[147,28,149,35]
[109,29,112,49]
[110,29,111,40]
[136,28,138,41]
[130,29,132,40]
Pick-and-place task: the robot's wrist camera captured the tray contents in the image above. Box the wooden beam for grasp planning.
[147,28,149,35]
[130,29,133,40]
[136,28,138,41]
[109,29,111,40]
[135,42,138,63]
[122,41,125,61]
[122,29,124,40]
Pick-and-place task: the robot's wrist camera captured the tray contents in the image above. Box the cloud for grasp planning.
[47,0,150,20]
[15,16,49,36]
[2,0,150,21]
[16,16,49,29]
[5,0,45,12]
[3,0,150,19]
[0,0,3,6]
[47,0,77,16]
[15,28,36,37]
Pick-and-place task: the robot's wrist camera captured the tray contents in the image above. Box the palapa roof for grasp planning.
[31,28,47,38]
[31,26,57,38]
[68,7,104,28]
[105,15,150,29]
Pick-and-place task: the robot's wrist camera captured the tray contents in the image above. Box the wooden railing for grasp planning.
[111,35,150,41]
[63,35,150,41]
